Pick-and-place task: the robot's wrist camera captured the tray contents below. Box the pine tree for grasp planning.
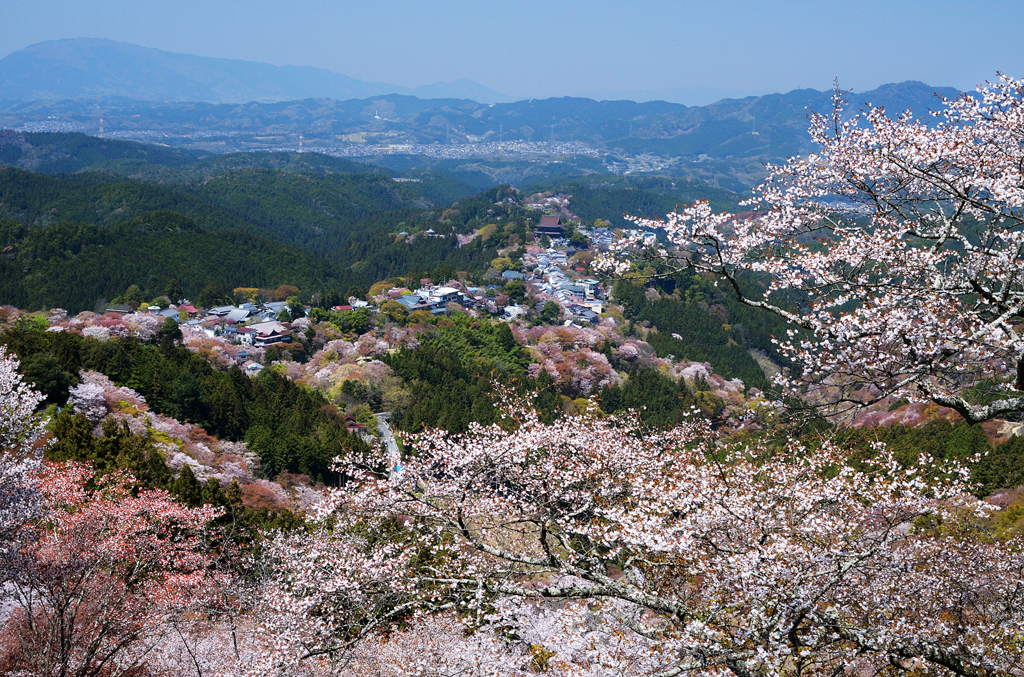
[164,278,185,303]
[202,478,225,507]
[174,464,202,508]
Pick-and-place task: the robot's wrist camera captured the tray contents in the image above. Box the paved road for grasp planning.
[374,412,401,476]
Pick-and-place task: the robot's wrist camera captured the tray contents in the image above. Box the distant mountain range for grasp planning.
[0,39,967,191]
[0,80,963,191]
[0,38,513,104]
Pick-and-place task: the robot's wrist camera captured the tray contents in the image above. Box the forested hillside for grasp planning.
[0,323,370,483]
[522,175,740,228]
[0,130,201,173]
[613,276,790,393]
[0,212,358,311]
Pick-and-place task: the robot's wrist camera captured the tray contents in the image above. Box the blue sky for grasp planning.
[3,0,1022,103]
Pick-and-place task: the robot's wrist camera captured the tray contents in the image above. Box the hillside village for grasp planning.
[124,214,614,359]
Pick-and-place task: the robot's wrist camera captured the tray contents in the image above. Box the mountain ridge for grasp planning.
[0,38,514,104]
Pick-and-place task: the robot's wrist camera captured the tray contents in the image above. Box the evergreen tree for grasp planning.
[158,317,183,344]
[496,323,517,353]
[197,282,226,309]
[225,479,243,509]
[164,278,185,303]
[202,478,225,507]
[122,284,146,308]
[174,464,203,508]
[534,370,561,425]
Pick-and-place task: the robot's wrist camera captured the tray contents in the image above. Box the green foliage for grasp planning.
[974,436,1024,497]
[0,167,527,310]
[164,278,185,303]
[174,464,203,508]
[600,365,696,428]
[831,420,1019,496]
[569,229,590,248]
[385,319,530,434]
[523,176,739,230]
[158,317,183,344]
[539,301,561,325]
[533,369,562,425]
[0,211,355,313]
[377,300,408,325]
[20,353,75,405]
[197,281,227,309]
[310,306,373,334]
[501,279,527,303]
[47,411,173,491]
[0,131,200,174]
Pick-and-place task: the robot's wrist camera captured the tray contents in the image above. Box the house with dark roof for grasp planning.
[158,308,181,323]
[568,304,600,325]
[535,215,565,238]
[225,308,253,323]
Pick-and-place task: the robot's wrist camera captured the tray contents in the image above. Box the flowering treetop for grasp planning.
[258,397,1024,676]
[597,75,1024,423]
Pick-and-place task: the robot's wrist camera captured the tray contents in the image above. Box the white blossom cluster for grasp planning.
[0,347,44,545]
[604,75,1024,423]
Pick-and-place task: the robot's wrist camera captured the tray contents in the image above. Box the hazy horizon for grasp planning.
[3,0,1022,105]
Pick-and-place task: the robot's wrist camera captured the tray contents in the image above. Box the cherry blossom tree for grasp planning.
[258,399,1024,676]
[598,75,1024,423]
[0,345,45,547]
[0,462,222,677]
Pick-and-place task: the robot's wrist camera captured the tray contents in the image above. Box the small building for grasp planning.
[158,308,181,322]
[395,295,431,312]
[501,270,526,282]
[263,301,289,315]
[238,321,292,347]
[574,309,600,325]
[344,415,366,434]
[430,287,460,304]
